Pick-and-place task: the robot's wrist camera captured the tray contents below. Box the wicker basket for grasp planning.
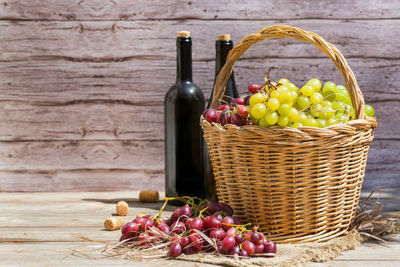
[201,25,377,243]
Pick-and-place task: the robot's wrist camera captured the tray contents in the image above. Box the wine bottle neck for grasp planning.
[176,37,193,82]
[214,40,233,78]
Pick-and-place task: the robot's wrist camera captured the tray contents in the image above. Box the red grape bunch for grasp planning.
[118,197,277,259]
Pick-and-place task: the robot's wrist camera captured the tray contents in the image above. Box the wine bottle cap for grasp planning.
[218,34,231,41]
[177,31,191,37]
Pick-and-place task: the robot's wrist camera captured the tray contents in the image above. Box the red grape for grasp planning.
[180,236,191,248]
[213,212,223,222]
[255,243,264,253]
[169,241,182,257]
[219,203,234,216]
[167,208,181,226]
[246,120,254,125]
[217,104,229,111]
[170,221,185,234]
[185,218,193,229]
[121,222,139,237]
[239,249,248,257]
[222,236,236,251]
[230,113,245,126]
[221,111,231,126]
[248,83,262,94]
[232,98,245,106]
[189,217,203,231]
[170,235,181,243]
[222,217,234,231]
[236,105,249,119]
[226,227,237,237]
[153,218,165,227]
[242,240,256,255]
[133,217,145,225]
[190,233,203,252]
[138,232,150,245]
[203,216,222,230]
[229,245,240,255]
[203,108,217,123]
[207,201,221,214]
[157,224,170,235]
[209,228,226,241]
[183,246,196,255]
[264,241,277,254]
[251,232,260,243]
[235,234,244,244]
[140,218,153,231]
[179,205,192,221]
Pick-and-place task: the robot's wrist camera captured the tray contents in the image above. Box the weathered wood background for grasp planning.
[0,0,399,191]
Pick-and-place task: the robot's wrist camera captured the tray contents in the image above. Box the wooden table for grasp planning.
[0,190,399,266]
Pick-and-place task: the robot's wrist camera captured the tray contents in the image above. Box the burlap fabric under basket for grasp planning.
[201,25,377,243]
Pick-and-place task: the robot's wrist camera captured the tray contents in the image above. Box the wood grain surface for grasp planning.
[0,0,399,191]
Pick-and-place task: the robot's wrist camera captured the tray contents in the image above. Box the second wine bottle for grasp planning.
[204,34,239,200]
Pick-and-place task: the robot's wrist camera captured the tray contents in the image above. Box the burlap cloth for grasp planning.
[176,230,362,267]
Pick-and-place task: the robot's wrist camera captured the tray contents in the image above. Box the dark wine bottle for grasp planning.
[165,31,205,200]
[207,34,239,108]
[205,34,239,201]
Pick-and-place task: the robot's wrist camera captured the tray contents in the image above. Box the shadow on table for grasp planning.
[82,197,178,212]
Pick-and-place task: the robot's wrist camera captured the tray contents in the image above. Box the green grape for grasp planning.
[277,115,289,126]
[322,100,332,107]
[335,92,352,106]
[286,83,297,91]
[300,85,314,96]
[365,104,375,117]
[297,96,311,109]
[251,103,267,119]
[310,92,323,104]
[299,112,308,124]
[278,90,293,104]
[307,78,322,92]
[304,117,318,127]
[271,90,279,99]
[278,86,290,92]
[291,90,299,103]
[278,104,291,116]
[287,107,300,122]
[265,111,279,125]
[291,122,303,128]
[328,117,338,125]
[316,118,327,128]
[249,93,266,106]
[259,116,270,127]
[278,78,290,85]
[320,106,335,119]
[267,97,280,111]
[322,81,337,101]
[310,103,323,117]
[336,84,347,92]
[332,100,346,111]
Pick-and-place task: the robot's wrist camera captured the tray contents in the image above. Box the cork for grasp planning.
[116,201,129,216]
[139,190,160,203]
[218,34,231,41]
[104,217,124,231]
[178,31,191,37]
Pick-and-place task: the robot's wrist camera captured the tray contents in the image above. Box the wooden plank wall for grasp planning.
[0,0,399,191]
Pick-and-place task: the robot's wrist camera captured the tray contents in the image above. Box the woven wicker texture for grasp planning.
[201,25,377,243]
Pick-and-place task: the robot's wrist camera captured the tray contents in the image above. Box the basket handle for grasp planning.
[210,25,366,119]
